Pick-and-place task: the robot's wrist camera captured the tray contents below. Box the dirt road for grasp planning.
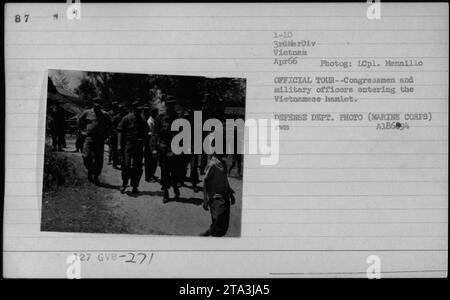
[42,139,242,237]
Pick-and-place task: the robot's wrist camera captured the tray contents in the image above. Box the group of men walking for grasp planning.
[74,96,237,236]
[77,97,160,194]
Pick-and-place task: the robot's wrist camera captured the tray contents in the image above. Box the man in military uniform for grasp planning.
[107,101,119,166]
[182,109,200,192]
[77,97,112,185]
[144,107,159,182]
[201,154,236,237]
[110,103,127,169]
[117,101,149,194]
[153,96,180,203]
[49,104,66,151]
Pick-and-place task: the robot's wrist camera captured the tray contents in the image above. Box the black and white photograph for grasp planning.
[3,2,448,281]
[41,69,246,237]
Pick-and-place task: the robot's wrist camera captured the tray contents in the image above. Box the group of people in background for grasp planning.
[51,95,241,236]
[48,104,67,151]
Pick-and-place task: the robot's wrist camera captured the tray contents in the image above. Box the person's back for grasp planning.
[201,155,235,237]
[203,156,231,199]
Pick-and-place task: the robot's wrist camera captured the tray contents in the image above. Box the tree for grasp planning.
[49,70,71,91]
[72,71,246,117]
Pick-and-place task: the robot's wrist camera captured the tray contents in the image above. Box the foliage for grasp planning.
[73,71,246,113]
[43,144,82,190]
[49,70,71,91]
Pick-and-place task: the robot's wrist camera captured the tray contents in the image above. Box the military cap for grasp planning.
[164,95,177,104]
[131,100,141,108]
[91,96,102,107]
[135,104,149,110]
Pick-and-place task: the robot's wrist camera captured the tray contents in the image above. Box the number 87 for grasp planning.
[15,14,29,23]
